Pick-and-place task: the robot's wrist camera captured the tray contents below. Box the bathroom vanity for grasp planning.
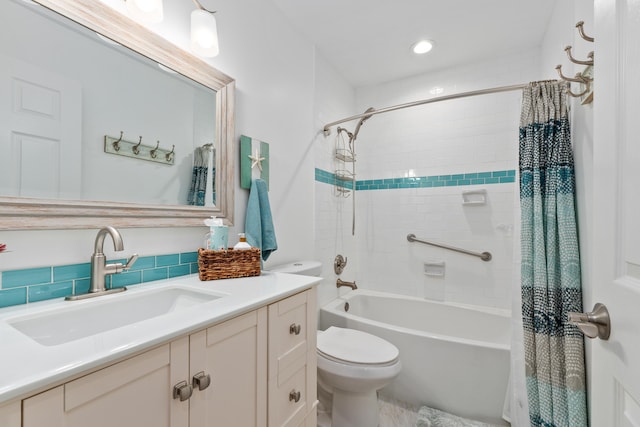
[0,273,319,427]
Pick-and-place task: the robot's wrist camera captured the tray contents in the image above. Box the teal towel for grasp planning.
[245,179,277,261]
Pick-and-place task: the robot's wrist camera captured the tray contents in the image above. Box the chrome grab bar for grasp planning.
[406,234,492,262]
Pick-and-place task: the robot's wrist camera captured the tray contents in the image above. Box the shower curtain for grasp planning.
[519,81,587,427]
[187,146,215,206]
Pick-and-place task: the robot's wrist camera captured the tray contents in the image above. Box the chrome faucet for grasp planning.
[66,226,138,301]
[336,278,357,290]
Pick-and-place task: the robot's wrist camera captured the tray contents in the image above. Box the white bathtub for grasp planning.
[319,289,511,426]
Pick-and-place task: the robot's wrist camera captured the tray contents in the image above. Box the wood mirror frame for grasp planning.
[0,0,235,229]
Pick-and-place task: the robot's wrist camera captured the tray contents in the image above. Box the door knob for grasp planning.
[567,303,610,340]
[289,389,301,403]
[173,380,193,401]
[192,371,211,391]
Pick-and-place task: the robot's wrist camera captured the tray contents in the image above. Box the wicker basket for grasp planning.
[197,247,261,281]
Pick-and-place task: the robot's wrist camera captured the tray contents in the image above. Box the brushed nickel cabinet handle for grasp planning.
[192,371,211,391]
[173,380,193,401]
[289,390,301,403]
[289,323,301,335]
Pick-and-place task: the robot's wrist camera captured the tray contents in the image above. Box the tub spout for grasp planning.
[336,278,357,290]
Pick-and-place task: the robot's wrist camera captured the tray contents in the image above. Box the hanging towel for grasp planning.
[245,179,277,261]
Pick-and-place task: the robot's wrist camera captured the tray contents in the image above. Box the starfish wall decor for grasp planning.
[240,135,270,189]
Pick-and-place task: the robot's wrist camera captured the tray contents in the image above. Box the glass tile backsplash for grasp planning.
[0,252,199,308]
[315,168,516,190]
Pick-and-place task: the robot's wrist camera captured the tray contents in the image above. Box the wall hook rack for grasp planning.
[555,20,594,104]
[104,132,175,165]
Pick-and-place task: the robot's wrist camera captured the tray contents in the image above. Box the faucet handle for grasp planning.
[123,254,139,271]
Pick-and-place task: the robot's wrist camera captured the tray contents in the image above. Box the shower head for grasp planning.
[352,107,375,141]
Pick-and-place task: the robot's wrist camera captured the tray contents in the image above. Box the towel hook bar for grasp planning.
[104,133,176,165]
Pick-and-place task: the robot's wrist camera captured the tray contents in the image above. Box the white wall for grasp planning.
[0,0,341,273]
[312,55,357,307]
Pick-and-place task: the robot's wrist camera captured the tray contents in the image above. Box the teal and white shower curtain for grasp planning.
[519,81,587,427]
[188,146,215,206]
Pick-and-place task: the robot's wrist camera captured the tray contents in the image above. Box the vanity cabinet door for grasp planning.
[267,288,317,427]
[23,338,190,427]
[189,308,268,427]
[0,400,20,427]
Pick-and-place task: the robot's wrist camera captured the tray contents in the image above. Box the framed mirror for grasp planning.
[0,0,235,229]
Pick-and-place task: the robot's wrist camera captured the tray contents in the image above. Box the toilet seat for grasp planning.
[317,327,399,366]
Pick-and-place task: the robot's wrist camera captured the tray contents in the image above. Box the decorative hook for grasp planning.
[576,21,594,42]
[567,81,591,98]
[165,145,175,162]
[132,136,142,155]
[564,46,594,66]
[150,140,160,159]
[113,131,123,152]
[555,65,590,84]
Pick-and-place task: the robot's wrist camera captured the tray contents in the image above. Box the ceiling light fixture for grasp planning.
[191,0,219,57]
[412,40,434,55]
[125,0,164,23]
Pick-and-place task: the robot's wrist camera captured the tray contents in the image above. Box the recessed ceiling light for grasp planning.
[412,40,434,55]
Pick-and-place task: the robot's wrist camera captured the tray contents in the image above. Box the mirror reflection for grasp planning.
[0,0,217,206]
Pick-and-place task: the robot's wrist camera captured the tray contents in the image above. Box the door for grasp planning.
[0,54,82,199]
[591,0,640,424]
[189,308,267,427]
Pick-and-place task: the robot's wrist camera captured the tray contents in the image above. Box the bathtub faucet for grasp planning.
[336,278,357,290]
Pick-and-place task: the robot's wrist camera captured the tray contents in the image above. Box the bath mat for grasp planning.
[416,406,498,427]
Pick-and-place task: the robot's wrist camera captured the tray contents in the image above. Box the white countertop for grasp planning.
[0,272,320,404]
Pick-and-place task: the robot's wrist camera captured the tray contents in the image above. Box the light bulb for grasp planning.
[191,9,219,57]
[412,40,434,55]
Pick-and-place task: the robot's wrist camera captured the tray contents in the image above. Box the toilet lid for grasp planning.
[317,327,399,365]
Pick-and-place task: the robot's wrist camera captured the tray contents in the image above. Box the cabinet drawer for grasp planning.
[269,356,308,427]
[268,291,309,377]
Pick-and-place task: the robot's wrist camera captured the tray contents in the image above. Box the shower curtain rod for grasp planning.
[322,83,528,135]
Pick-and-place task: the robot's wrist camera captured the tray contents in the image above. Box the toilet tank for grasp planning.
[268,261,322,277]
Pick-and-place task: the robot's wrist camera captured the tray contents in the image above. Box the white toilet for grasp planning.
[317,326,401,427]
[268,261,402,427]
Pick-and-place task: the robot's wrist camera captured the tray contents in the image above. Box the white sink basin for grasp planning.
[8,286,222,346]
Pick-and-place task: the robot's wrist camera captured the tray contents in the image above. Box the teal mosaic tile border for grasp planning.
[315,168,354,189]
[0,252,199,308]
[315,168,515,191]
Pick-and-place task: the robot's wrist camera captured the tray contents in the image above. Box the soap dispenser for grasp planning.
[233,233,252,250]
[204,216,228,250]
